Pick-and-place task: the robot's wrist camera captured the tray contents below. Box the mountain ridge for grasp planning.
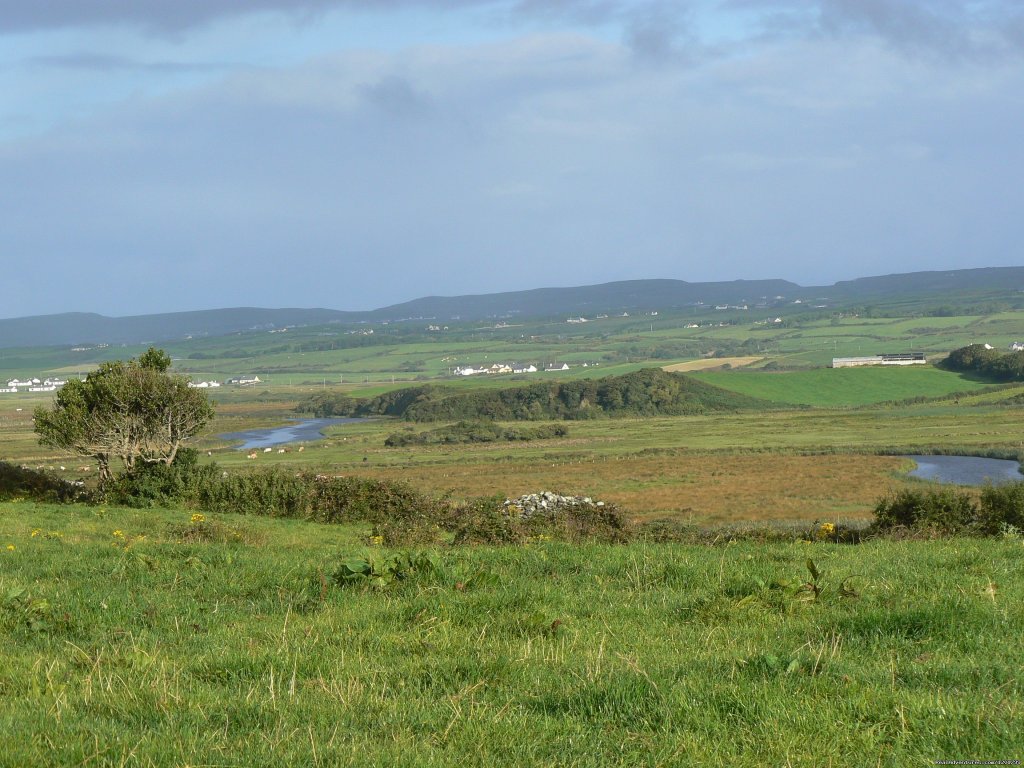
[2,267,1022,349]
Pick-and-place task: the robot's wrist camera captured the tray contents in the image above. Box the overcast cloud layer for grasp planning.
[2,0,1022,317]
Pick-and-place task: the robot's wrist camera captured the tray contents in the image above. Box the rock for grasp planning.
[501,491,611,521]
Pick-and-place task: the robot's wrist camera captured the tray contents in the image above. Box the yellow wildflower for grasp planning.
[5,544,14,552]
[190,513,206,523]
[112,530,125,539]
[31,529,41,537]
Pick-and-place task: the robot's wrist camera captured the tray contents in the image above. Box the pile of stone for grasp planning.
[502,491,606,521]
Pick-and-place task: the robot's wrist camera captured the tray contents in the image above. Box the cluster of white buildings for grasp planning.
[453,362,575,377]
[0,377,68,394]
[187,380,223,388]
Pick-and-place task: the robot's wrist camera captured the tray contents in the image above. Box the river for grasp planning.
[904,455,1022,486]
[219,418,366,451]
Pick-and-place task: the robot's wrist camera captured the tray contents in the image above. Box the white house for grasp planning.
[513,364,538,374]
[545,363,570,372]
[1011,342,1024,351]
[227,375,261,385]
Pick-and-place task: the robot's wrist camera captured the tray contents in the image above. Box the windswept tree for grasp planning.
[34,348,214,486]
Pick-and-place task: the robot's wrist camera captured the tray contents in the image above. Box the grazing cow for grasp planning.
[248,451,258,459]
[297,446,305,452]
[277,448,285,453]
[263,447,272,453]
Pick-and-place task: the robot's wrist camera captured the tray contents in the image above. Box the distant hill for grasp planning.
[2,267,1023,349]
[296,368,777,422]
[368,278,802,322]
[0,308,359,349]
[823,267,1024,299]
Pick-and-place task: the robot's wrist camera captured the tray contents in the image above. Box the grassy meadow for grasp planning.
[5,367,1024,524]
[3,301,1024,765]
[2,503,1023,766]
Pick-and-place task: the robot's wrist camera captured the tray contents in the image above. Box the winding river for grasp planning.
[219,418,366,451]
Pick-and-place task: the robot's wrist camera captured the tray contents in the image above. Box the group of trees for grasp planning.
[34,348,213,486]
[942,344,1024,382]
[298,368,772,423]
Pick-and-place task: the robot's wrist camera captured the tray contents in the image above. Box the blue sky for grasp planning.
[2,0,1022,318]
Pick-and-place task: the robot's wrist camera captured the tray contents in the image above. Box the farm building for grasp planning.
[831,353,926,368]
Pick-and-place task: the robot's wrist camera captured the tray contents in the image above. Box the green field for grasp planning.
[2,503,1022,766]
[5,301,1024,764]
[691,366,995,407]
[2,305,1023,388]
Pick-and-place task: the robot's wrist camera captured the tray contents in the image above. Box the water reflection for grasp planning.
[219,418,365,450]
[905,455,1022,486]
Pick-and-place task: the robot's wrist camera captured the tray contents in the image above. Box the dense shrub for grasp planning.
[976,483,1024,535]
[297,368,774,422]
[942,344,1024,381]
[197,467,311,517]
[384,420,568,447]
[104,448,222,508]
[191,468,444,525]
[868,484,1024,536]
[450,495,632,545]
[871,488,977,534]
[0,461,81,502]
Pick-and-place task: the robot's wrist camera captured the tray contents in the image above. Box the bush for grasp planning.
[871,488,977,534]
[976,483,1024,535]
[197,467,310,517]
[104,448,221,508]
[0,461,80,503]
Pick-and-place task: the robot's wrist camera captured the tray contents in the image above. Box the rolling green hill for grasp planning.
[4,267,1024,349]
[298,368,776,421]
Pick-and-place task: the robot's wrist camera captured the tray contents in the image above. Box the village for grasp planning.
[452,361,590,376]
[0,374,263,395]
[0,377,67,394]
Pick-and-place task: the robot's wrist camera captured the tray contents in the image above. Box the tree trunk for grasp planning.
[97,456,113,489]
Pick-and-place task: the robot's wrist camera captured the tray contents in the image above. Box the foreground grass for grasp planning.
[2,502,1022,766]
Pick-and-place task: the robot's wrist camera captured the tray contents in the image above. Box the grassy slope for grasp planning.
[2,503,1022,766]
[690,367,993,407]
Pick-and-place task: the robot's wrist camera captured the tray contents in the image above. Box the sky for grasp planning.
[2,0,1023,318]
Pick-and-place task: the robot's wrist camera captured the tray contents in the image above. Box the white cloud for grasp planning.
[1,5,1022,316]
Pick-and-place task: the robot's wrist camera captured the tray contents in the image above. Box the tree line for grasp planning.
[942,344,1024,381]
